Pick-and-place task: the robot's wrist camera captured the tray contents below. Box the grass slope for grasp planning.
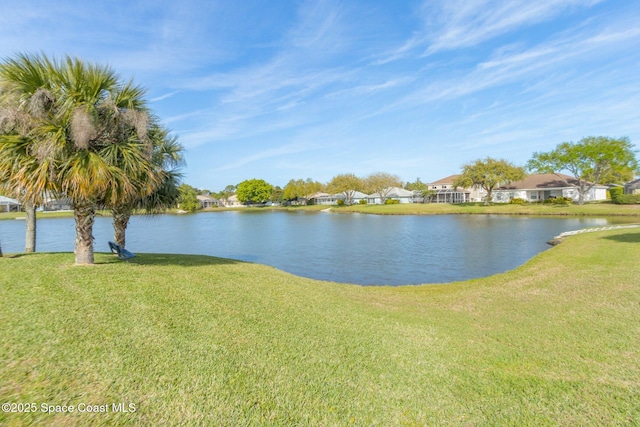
[334,202,640,217]
[1,229,639,426]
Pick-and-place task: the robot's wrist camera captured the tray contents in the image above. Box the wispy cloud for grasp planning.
[374,20,640,116]
[217,142,320,171]
[376,0,605,62]
[2,0,638,189]
[150,91,180,103]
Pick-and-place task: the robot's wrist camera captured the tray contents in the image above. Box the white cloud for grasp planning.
[376,0,605,62]
[217,142,320,171]
[150,91,180,103]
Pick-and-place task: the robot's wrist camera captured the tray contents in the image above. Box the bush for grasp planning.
[509,198,527,205]
[336,199,345,206]
[384,199,400,204]
[359,199,367,205]
[543,197,573,205]
[609,187,623,203]
[616,194,640,204]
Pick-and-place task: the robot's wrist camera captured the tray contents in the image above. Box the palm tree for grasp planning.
[111,122,184,249]
[1,53,160,264]
[0,53,58,253]
[53,56,161,264]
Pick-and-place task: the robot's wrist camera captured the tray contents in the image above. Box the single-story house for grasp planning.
[42,197,73,211]
[196,194,217,208]
[223,195,244,207]
[313,192,344,205]
[427,175,485,203]
[304,192,329,205]
[313,191,372,205]
[492,173,608,203]
[367,187,415,204]
[349,191,370,204]
[0,195,22,212]
[625,178,640,194]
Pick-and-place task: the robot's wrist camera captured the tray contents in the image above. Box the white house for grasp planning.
[313,191,371,205]
[350,191,371,204]
[366,187,415,204]
[196,194,217,208]
[492,173,608,203]
[42,197,73,211]
[223,194,244,207]
[0,195,22,212]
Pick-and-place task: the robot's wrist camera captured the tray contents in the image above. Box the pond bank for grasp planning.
[1,227,639,425]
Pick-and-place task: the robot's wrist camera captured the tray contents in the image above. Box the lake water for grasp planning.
[0,211,624,285]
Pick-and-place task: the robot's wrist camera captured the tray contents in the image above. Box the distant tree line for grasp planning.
[194,136,637,208]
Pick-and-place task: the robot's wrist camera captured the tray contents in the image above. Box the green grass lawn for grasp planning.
[1,228,639,425]
[333,201,640,216]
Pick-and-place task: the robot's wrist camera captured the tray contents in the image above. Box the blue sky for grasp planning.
[1,0,638,191]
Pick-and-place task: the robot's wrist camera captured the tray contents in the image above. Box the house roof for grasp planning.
[0,195,21,204]
[351,191,370,198]
[429,175,461,185]
[370,187,414,198]
[196,195,216,201]
[307,192,330,199]
[312,191,371,199]
[499,173,604,190]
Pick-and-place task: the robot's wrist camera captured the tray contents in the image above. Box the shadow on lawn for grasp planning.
[107,252,247,267]
[601,231,640,244]
[0,252,244,267]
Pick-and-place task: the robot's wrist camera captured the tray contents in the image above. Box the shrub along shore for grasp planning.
[1,226,639,425]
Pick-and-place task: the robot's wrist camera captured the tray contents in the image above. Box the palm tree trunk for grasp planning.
[74,201,96,265]
[25,202,36,253]
[112,205,133,249]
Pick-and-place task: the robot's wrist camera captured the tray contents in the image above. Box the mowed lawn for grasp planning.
[335,201,640,217]
[1,228,639,426]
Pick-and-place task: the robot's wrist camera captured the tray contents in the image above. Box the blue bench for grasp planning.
[108,241,136,261]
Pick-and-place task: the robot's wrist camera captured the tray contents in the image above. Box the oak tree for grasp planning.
[527,136,638,205]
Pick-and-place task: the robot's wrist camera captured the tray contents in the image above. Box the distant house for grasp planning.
[349,191,371,204]
[492,173,608,203]
[625,178,640,195]
[0,195,22,212]
[366,187,415,204]
[43,197,72,211]
[223,194,244,207]
[427,175,485,203]
[305,192,330,205]
[314,193,345,205]
[313,191,371,205]
[196,194,217,208]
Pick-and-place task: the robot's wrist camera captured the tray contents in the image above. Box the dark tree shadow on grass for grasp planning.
[601,232,640,244]
[98,252,247,267]
[1,252,246,267]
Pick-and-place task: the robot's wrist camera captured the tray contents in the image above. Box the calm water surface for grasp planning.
[0,211,620,285]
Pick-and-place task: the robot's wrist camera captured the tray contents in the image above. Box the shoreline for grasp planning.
[3,202,639,221]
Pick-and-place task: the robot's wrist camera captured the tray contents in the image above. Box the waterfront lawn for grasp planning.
[335,201,640,216]
[1,228,639,425]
